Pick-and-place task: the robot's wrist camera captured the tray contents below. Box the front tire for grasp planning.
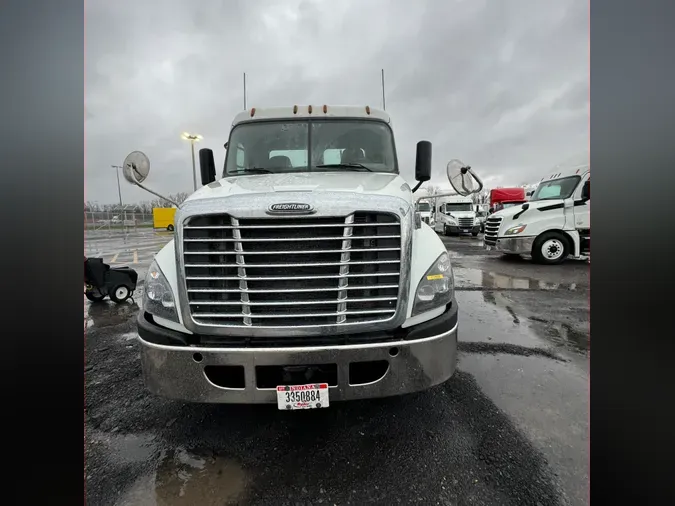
[167,224,174,231]
[110,285,131,303]
[531,232,570,265]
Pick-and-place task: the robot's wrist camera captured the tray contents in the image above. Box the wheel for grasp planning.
[167,224,175,231]
[110,285,131,303]
[531,232,570,265]
[443,225,448,236]
[85,290,105,302]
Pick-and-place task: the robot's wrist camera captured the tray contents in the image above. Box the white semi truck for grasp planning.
[483,162,590,264]
[120,105,483,409]
[432,195,480,236]
[414,200,433,225]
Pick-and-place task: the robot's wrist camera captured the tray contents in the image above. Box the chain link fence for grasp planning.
[85,211,156,237]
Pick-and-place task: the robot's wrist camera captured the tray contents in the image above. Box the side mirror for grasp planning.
[526,190,534,197]
[447,159,484,196]
[415,141,432,182]
[199,148,216,185]
[581,181,590,201]
[122,151,150,184]
[121,150,180,207]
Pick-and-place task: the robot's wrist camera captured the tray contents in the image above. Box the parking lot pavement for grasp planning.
[85,229,173,281]
[84,233,589,506]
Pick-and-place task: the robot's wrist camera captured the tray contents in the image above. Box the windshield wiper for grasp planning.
[315,163,373,172]
[231,167,274,174]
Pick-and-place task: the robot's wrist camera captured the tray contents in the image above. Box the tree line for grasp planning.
[84,192,189,213]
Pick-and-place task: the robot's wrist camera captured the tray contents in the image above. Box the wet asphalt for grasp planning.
[84,231,589,506]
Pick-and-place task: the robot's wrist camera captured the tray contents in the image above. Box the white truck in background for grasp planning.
[432,195,480,237]
[484,162,590,264]
[119,105,484,409]
[475,204,489,233]
[414,200,433,225]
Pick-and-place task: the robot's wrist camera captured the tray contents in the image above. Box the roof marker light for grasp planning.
[293,105,298,114]
[250,108,256,117]
[323,104,327,113]
[308,105,313,114]
[365,106,371,115]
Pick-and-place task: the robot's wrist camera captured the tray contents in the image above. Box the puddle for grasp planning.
[454,267,579,291]
[86,299,140,328]
[457,290,589,355]
[89,432,159,466]
[117,448,248,506]
[527,318,589,354]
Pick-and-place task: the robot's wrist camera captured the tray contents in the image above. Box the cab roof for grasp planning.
[232,105,391,126]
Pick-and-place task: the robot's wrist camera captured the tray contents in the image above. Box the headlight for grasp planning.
[143,260,179,322]
[504,224,527,235]
[412,252,454,316]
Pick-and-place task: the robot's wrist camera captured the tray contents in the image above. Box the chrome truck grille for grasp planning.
[181,212,401,329]
[457,217,474,228]
[484,216,502,245]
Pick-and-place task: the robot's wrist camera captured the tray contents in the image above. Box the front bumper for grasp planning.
[136,303,458,404]
[447,225,480,234]
[487,236,535,254]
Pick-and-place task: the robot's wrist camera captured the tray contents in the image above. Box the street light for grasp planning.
[111,165,124,208]
[181,132,203,191]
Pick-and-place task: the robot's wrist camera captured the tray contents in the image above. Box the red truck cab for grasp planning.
[489,187,527,213]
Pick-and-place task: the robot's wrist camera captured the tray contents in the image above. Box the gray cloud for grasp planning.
[85,0,588,204]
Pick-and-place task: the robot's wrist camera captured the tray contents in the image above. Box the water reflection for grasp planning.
[454,267,579,291]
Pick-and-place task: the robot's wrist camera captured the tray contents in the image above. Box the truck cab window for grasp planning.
[530,176,581,201]
[236,145,245,170]
[223,120,397,175]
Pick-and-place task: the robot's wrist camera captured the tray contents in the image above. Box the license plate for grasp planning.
[277,383,329,410]
[462,229,469,232]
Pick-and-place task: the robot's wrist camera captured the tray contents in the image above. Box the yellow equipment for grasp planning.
[152,208,176,231]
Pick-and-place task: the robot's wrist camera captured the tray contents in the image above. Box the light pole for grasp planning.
[181,132,203,191]
[111,165,124,208]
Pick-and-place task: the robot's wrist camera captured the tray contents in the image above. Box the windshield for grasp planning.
[444,203,473,213]
[224,119,398,176]
[416,202,431,212]
[530,176,580,201]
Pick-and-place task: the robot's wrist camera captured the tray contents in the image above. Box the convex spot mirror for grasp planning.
[122,151,150,184]
[446,159,483,196]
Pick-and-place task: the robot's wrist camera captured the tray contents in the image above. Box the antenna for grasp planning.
[243,72,247,110]
[381,69,386,110]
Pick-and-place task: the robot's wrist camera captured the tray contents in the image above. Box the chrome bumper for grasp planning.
[137,320,458,404]
[488,236,535,254]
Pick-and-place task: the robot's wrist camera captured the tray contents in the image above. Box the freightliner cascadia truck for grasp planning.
[120,105,483,410]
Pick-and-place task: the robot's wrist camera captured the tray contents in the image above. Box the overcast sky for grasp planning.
[85,0,588,205]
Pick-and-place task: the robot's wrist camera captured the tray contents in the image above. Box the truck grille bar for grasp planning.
[484,216,502,245]
[457,217,474,228]
[182,212,401,328]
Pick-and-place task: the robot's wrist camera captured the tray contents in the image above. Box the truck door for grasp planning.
[433,203,443,232]
[573,175,590,230]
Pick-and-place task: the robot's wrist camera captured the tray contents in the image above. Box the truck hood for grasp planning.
[184,172,412,203]
[491,199,564,220]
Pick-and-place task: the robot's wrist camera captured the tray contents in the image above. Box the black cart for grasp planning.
[84,257,138,303]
